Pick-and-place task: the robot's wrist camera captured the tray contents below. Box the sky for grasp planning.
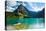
[6,1,45,12]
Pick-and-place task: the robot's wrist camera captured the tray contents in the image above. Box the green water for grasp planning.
[7,18,45,25]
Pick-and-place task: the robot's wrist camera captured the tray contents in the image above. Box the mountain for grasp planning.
[29,8,45,18]
[6,3,45,18]
[13,4,30,17]
[37,8,45,18]
[13,4,45,18]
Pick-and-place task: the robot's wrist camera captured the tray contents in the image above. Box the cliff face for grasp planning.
[13,4,29,17]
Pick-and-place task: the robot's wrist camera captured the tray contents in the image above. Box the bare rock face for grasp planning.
[13,4,29,17]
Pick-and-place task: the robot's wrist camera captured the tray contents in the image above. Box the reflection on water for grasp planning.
[7,18,45,30]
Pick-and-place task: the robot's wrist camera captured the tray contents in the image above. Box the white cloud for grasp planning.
[6,9,13,12]
[7,1,17,7]
[31,6,44,12]
[6,1,45,12]
[6,0,45,2]
[6,6,16,12]
[24,2,45,12]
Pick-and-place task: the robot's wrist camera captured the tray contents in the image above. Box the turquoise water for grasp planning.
[7,18,45,25]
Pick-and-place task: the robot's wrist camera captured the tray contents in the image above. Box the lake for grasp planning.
[7,18,44,25]
[6,18,45,29]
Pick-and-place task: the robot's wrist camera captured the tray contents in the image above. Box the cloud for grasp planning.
[32,6,44,12]
[24,2,45,12]
[7,1,17,7]
[30,3,45,12]
[6,6,18,12]
[6,1,45,12]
